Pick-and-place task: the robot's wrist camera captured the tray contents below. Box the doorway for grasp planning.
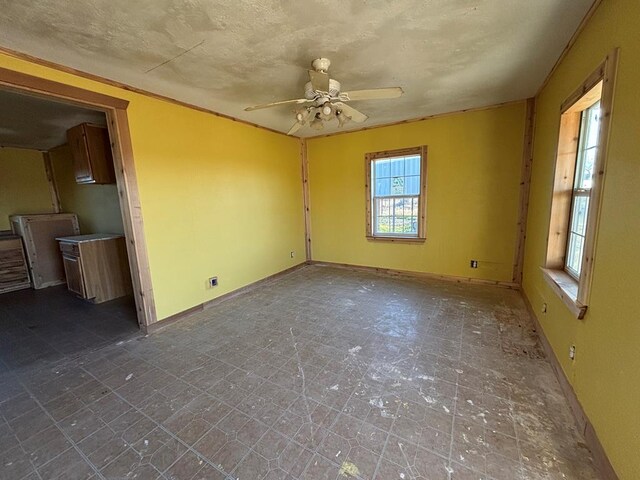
[0,67,156,330]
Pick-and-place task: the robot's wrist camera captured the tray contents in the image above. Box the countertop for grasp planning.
[56,234,124,244]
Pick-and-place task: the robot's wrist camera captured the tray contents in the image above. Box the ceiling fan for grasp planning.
[245,58,404,135]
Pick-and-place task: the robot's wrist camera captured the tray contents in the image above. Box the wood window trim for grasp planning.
[544,48,618,318]
[365,145,427,242]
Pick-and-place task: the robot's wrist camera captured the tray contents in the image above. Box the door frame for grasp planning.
[0,66,157,329]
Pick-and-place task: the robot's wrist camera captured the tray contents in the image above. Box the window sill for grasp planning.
[540,267,587,319]
[366,236,425,244]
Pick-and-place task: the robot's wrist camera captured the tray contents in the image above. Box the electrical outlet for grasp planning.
[569,345,576,360]
[290,251,295,258]
[470,260,478,268]
[542,303,547,313]
[208,277,218,288]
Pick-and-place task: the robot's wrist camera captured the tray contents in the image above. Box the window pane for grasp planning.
[375,178,390,196]
[578,148,597,189]
[566,233,584,277]
[585,103,601,149]
[570,195,590,236]
[390,158,404,177]
[375,159,390,178]
[393,216,404,234]
[405,175,420,195]
[391,176,405,195]
[575,101,601,189]
[377,216,390,234]
[405,156,420,176]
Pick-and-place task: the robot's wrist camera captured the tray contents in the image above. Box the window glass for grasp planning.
[371,153,422,237]
[565,101,600,278]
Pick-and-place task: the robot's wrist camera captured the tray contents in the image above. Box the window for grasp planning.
[565,100,600,279]
[365,146,427,241]
[543,49,617,319]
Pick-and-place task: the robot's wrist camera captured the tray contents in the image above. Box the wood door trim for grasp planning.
[0,66,129,109]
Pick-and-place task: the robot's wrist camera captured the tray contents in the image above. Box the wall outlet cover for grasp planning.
[209,277,218,287]
[470,260,478,268]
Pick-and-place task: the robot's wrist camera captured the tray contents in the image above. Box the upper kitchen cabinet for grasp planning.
[66,123,116,184]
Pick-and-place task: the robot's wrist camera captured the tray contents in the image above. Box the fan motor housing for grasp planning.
[305,79,341,100]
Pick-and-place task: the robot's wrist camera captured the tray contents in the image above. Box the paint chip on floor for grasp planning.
[339,461,360,477]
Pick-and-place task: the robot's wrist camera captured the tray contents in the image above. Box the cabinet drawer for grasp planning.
[59,242,79,257]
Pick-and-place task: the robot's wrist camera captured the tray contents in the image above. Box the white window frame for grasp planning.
[365,146,427,242]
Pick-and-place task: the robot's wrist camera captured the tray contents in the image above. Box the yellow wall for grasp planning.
[0,147,54,229]
[0,53,304,321]
[49,144,124,235]
[307,102,526,282]
[522,1,640,477]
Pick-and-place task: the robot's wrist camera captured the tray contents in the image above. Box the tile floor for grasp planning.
[0,266,600,479]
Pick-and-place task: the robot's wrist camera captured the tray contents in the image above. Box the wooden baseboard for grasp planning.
[143,262,308,334]
[521,292,619,480]
[310,260,519,289]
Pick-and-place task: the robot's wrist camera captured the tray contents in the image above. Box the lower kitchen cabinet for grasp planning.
[57,234,132,303]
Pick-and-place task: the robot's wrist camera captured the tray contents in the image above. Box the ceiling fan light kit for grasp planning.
[245,58,404,135]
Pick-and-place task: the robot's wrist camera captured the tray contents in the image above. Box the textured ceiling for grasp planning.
[0,89,106,150]
[0,0,593,137]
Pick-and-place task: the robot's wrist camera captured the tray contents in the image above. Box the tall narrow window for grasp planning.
[543,48,617,319]
[565,101,600,279]
[365,146,427,241]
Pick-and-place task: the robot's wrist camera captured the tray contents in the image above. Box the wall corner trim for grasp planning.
[512,97,536,285]
[521,291,619,480]
[300,138,312,261]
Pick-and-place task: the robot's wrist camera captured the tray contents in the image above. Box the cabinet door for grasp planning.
[67,124,93,183]
[83,125,116,184]
[62,255,85,297]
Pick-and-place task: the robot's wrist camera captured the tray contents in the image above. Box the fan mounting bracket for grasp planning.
[311,58,331,73]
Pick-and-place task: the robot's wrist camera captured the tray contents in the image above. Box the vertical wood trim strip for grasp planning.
[418,145,428,239]
[512,98,536,284]
[108,109,157,328]
[364,153,372,237]
[577,48,619,305]
[42,152,61,213]
[300,139,312,262]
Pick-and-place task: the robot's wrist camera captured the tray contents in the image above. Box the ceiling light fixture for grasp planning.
[336,109,351,128]
[310,113,324,130]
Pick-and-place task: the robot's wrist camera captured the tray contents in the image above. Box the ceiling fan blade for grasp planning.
[287,121,305,136]
[334,102,368,123]
[245,98,309,111]
[308,69,330,92]
[286,108,314,136]
[340,87,404,101]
